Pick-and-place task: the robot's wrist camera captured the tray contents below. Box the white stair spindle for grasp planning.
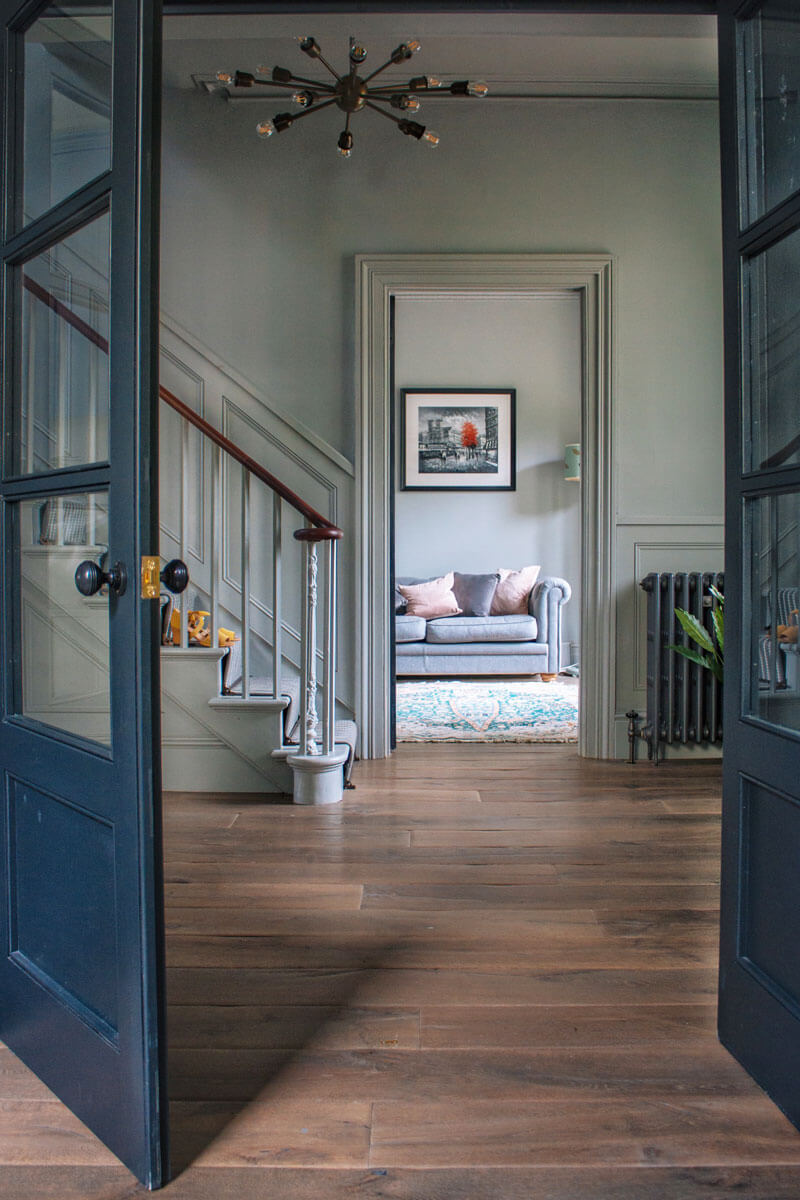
[87,335,98,545]
[25,291,36,473]
[180,420,190,647]
[322,538,337,756]
[272,494,283,705]
[241,467,251,700]
[300,530,319,756]
[57,305,69,469]
[210,443,221,648]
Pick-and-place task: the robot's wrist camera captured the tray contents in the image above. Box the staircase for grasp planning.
[158,385,356,805]
[21,268,357,804]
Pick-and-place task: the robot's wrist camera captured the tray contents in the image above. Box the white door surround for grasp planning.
[355,253,614,760]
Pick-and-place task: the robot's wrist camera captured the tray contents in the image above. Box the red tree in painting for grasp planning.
[461,420,479,449]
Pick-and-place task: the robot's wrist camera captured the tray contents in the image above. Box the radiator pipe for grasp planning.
[626,711,640,764]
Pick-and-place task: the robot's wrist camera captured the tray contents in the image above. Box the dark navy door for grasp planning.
[718,0,800,1128]
[0,0,167,1187]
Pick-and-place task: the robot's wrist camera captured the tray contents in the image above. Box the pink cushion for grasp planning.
[398,572,462,620]
[490,565,541,615]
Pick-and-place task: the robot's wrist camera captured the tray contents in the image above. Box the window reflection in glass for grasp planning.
[18,211,110,475]
[748,490,800,733]
[743,226,800,474]
[739,1,800,227]
[22,4,111,227]
[18,492,111,747]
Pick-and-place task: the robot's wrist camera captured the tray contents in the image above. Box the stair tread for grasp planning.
[224,675,299,700]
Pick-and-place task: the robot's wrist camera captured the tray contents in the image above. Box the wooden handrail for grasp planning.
[22,274,342,537]
[23,275,109,353]
[760,431,800,471]
[159,387,342,537]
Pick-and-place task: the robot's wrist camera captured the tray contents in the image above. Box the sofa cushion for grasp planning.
[426,614,538,644]
[491,565,541,615]
[395,615,427,643]
[398,573,461,619]
[453,571,500,617]
[395,577,430,614]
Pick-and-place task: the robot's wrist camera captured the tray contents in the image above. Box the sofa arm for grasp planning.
[530,576,572,674]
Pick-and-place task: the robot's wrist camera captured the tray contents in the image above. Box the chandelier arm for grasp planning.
[313,52,341,82]
[361,57,399,86]
[364,99,404,125]
[250,77,335,95]
[287,96,339,122]
[367,83,423,93]
[271,71,337,92]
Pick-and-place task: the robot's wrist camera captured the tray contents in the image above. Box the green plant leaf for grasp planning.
[709,584,724,604]
[674,607,715,654]
[669,644,712,670]
[712,606,724,656]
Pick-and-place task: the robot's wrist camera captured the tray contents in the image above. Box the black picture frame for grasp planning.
[400,388,516,491]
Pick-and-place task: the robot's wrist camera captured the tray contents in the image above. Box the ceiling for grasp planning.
[163,11,719,100]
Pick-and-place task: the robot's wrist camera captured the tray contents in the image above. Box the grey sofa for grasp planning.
[395,575,571,677]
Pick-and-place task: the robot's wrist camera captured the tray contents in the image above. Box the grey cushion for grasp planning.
[453,571,500,617]
[395,614,427,643]
[426,614,538,644]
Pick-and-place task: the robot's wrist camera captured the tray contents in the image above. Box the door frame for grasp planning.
[355,252,614,760]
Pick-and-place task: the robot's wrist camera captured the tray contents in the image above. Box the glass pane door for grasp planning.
[0,0,166,1186]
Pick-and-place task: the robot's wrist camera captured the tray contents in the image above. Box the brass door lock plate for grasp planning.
[141,556,160,599]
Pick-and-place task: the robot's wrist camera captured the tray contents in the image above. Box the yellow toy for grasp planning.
[169,609,238,647]
[778,610,799,644]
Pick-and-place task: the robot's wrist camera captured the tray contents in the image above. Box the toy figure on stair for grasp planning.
[778,610,799,644]
[166,606,238,647]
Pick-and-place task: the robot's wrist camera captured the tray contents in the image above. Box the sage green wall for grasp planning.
[160,47,723,752]
[161,77,722,509]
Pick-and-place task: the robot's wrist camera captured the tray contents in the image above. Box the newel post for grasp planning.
[287,525,348,804]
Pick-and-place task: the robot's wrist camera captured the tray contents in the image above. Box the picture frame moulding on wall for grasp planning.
[401,387,516,491]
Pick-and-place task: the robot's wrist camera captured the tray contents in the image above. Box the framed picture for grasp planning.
[400,388,516,491]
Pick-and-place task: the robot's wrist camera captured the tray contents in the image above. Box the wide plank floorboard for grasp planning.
[2,743,799,1199]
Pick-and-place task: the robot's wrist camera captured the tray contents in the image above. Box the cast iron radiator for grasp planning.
[630,571,724,763]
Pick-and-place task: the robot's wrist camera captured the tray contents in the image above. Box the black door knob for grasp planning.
[160,559,189,594]
[75,559,127,597]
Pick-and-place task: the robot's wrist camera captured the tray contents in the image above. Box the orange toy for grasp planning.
[778,610,799,644]
[169,609,238,647]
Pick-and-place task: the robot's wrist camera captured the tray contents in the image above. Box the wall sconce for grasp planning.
[564,444,581,482]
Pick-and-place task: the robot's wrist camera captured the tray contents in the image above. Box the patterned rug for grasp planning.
[396,677,579,743]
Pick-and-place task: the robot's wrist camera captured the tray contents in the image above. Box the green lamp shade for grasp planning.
[564,443,581,482]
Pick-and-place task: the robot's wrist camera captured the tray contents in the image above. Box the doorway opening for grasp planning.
[356,253,614,761]
[390,289,582,747]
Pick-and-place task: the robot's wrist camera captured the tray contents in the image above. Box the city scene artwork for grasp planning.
[401,389,516,491]
[418,406,499,474]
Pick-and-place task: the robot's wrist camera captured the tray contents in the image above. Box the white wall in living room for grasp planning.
[393,293,581,654]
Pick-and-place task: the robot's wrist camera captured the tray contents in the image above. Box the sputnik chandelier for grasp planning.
[216,36,489,157]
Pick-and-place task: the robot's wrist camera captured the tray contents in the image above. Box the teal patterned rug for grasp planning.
[396,678,579,743]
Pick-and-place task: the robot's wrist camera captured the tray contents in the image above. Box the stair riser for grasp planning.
[161,652,292,793]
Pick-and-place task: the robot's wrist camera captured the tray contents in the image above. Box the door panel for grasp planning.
[0,0,166,1188]
[719,0,800,1131]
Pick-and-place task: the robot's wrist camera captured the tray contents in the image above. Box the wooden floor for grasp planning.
[4,744,800,1197]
